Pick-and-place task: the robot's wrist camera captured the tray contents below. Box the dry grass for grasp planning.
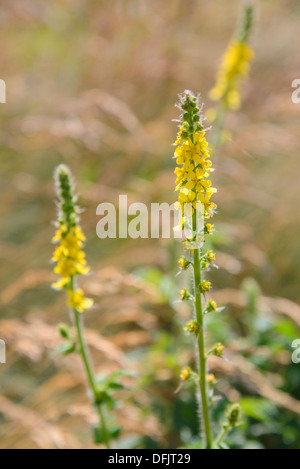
[1,0,300,448]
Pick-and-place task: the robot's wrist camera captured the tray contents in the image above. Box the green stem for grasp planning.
[214,426,229,449]
[211,105,226,155]
[192,212,213,449]
[70,277,110,449]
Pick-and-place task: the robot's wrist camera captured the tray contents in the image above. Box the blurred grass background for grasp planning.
[0,0,300,449]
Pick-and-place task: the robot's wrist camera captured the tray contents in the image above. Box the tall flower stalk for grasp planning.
[174,91,242,449]
[174,91,217,448]
[51,164,111,448]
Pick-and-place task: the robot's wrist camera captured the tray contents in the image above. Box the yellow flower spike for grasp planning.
[51,168,91,292]
[173,94,216,224]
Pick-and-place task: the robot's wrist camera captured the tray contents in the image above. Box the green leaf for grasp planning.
[240,398,277,422]
[111,425,122,439]
[93,426,105,445]
[93,425,122,445]
[50,342,75,358]
[274,320,299,339]
[107,382,128,390]
[95,390,114,407]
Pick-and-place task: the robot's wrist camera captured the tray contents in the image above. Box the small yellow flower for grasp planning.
[200,280,212,294]
[208,251,216,262]
[67,288,94,314]
[178,257,190,270]
[206,374,217,385]
[205,223,214,234]
[52,277,70,290]
[184,320,200,335]
[179,289,192,301]
[206,300,217,312]
[214,343,224,357]
[180,367,191,381]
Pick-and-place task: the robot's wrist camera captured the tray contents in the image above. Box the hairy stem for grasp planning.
[192,212,213,449]
[70,276,110,449]
[211,105,226,155]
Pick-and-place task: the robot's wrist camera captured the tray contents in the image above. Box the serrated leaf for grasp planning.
[107,382,128,390]
[50,342,75,358]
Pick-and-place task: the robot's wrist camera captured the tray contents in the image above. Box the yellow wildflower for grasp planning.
[200,280,212,293]
[180,367,191,381]
[206,374,217,385]
[206,300,218,313]
[214,343,225,357]
[208,251,216,262]
[67,289,94,314]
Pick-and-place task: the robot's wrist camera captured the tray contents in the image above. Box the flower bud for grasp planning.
[212,342,224,357]
[206,300,217,312]
[179,289,193,301]
[199,280,212,294]
[57,323,72,340]
[225,403,242,428]
[184,320,200,335]
[178,257,191,270]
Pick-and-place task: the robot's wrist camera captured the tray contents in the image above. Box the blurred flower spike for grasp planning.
[209,4,255,111]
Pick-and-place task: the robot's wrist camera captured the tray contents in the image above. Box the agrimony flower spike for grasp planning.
[51,164,111,448]
[174,91,217,223]
[174,91,219,449]
[52,164,93,313]
[209,3,255,112]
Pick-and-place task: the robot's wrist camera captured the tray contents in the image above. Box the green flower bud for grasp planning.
[226,403,242,428]
[179,289,193,301]
[206,300,217,312]
[57,323,72,340]
[199,280,212,294]
[184,320,200,335]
